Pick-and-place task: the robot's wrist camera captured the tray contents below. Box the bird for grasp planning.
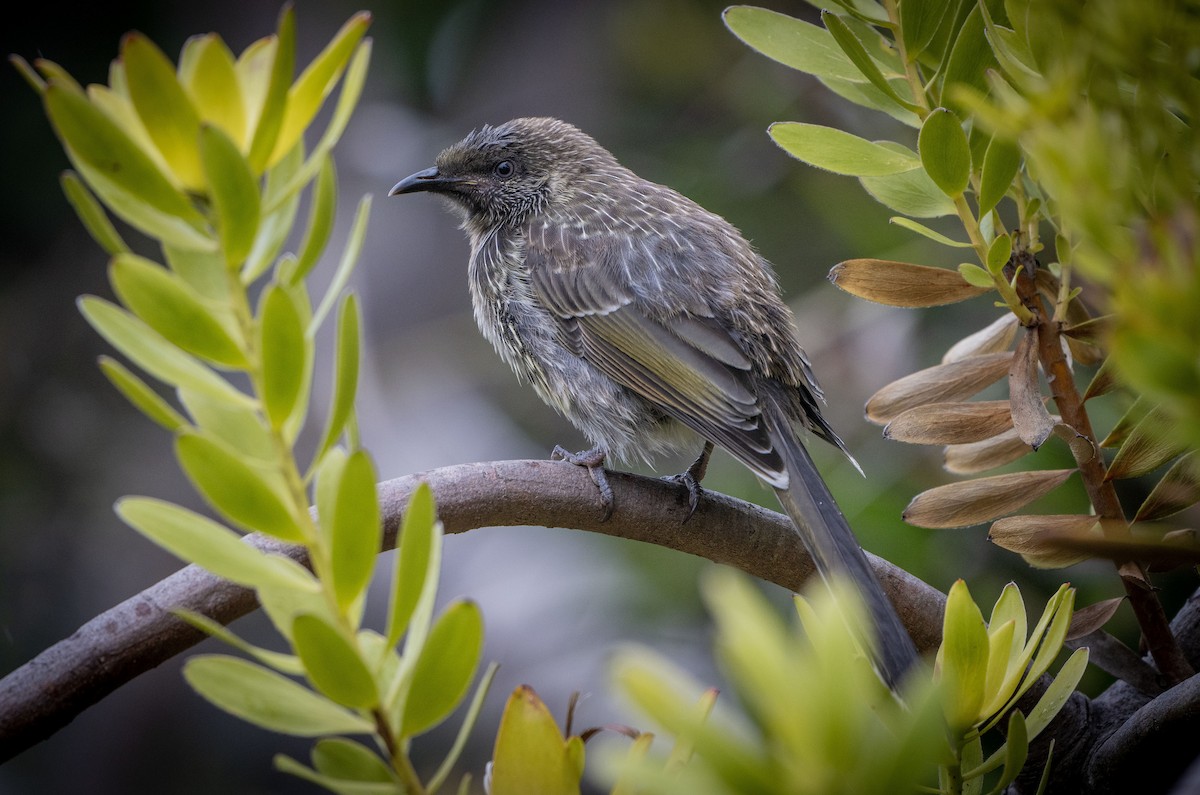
[390,117,916,684]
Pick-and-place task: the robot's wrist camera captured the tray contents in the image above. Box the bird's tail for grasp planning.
[765,397,918,688]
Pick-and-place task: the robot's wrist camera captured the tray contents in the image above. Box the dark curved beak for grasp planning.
[389,167,451,196]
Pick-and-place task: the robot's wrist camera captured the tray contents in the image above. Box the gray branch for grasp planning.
[0,459,945,762]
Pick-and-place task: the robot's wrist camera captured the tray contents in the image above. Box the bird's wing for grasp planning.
[527,243,786,485]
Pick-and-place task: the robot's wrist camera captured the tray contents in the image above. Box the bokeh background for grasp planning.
[2,1,1190,792]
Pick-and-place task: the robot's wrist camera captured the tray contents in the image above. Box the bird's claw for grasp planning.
[663,470,704,521]
[552,445,614,521]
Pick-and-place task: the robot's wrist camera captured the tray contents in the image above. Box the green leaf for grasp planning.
[428,661,501,794]
[986,233,1013,275]
[247,6,295,174]
[178,388,275,462]
[890,216,973,247]
[268,11,371,168]
[487,685,584,795]
[314,294,361,462]
[258,283,308,430]
[122,32,205,190]
[174,610,305,675]
[723,6,862,82]
[108,253,245,368]
[200,124,261,266]
[820,75,923,127]
[290,154,337,284]
[919,107,972,197]
[275,755,397,794]
[311,195,372,333]
[1026,647,1087,739]
[43,83,204,225]
[978,135,1021,215]
[292,613,379,710]
[943,5,999,115]
[386,482,437,646]
[117,496,316,591]
[402,599,485,737]
[860,162,957,217]
[822,11,920,113]
[79,296,250,405]
[941,579,989,729]
[260,39,372,215]
[175,429,304,541]
[899,0,944,62]
[311,738,395,783]
[243,142,304,284]
[98,356,187,431]
[328,449,382,612]
[990,710,1029,794]
[770,122,920,176]
[164,244,228,301]
[959,263,994,288]
[1026,587,1075,685]
[184,654,373,736]
[179,34,248,149]
[60,170,129,255]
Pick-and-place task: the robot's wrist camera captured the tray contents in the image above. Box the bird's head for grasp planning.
[390,117,614,228]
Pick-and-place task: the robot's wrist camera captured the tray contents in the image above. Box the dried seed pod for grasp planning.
[866,352,1014,425]
[944,427,1033,474]
[829,259,989,307]
[942,313,1019,363]
[1134,453,1200,522]
[988,513,1099,568]
[884,401,1014,445]
[1009,327,1056,449]
[902,468,1075,529]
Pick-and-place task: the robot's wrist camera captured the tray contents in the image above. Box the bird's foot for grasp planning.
[663,441,713,522]
[552,445,614,521]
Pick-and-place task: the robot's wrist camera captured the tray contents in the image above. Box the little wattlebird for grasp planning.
[390,117,917,684]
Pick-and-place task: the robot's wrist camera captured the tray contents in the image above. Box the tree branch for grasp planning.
[0,458,946,762]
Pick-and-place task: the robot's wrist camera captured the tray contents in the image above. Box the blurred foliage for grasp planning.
[15,10,497,793]
[600,571,1079,795]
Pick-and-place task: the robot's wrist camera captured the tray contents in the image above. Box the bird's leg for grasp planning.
[664,441,714,521]
[551,445,614,521]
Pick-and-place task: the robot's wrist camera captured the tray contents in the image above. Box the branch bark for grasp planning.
[0,458,946,762]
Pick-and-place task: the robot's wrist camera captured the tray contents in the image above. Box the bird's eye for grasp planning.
[493,160,515,178]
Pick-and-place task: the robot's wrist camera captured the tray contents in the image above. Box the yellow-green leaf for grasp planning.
[258,283,308,430]
[488,685,582,795]
[940,580,989,729]
[59,170,129,255]
[200,124,261,266]
[292,613,379,710]
[98,356,187,431]
[402,599,485,737]
[117,496,315,591]
[184,654,372,736]
[79,296,249,405]
[899,0,943,62]
[723,6,863,82]
[290,154,337,284]
[386,483,437,646]
[268,11,371,168]
[179,34,248,148]
[122,32,205,190]
[43,83,202,225]
[315,294,361,461]
[109,253,245,367]
[247,7,295,174]
[329,449,381,611]
[175,429,304,541]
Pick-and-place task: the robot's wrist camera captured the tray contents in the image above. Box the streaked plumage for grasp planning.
[391,117,915,684]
